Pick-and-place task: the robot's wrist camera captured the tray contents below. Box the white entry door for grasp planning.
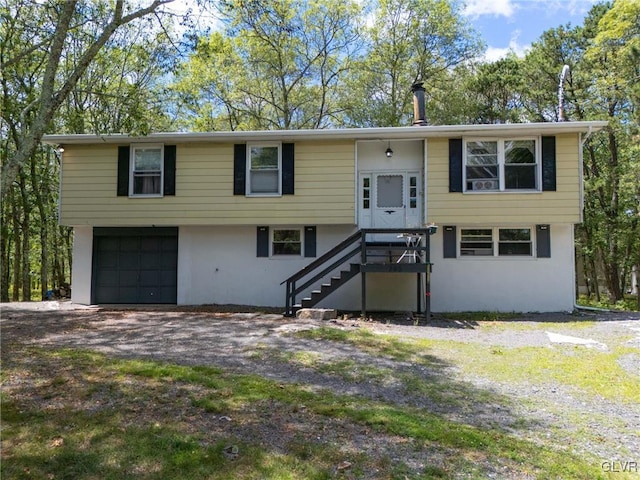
[359,171,422,239]
[374,173,405,229]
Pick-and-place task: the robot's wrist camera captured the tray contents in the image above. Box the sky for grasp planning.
[463,0,600,61]
[166,0,601,62]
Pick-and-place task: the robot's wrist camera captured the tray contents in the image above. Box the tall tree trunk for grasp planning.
[10,187,21,301]
[590,256,601,302]
[17,171,31,301]
[31,153,50,299]
[0,198,10,302]
[64,227,73,287]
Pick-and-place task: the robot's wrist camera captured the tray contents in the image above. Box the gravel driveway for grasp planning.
[2,301,639,477]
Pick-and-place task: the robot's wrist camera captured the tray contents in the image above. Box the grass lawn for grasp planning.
[2,321,638,479]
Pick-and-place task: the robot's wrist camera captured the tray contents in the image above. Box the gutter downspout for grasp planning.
[574,303,612,313]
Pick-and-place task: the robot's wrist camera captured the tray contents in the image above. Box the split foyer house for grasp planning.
[44,98,606,314]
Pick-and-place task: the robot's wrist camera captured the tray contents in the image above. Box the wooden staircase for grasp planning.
[282,228,436,317]
[301,263,361,309]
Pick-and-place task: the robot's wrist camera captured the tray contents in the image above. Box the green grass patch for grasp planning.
[447,343,640,404]
[2,346,633,479]
[300,326,640,404]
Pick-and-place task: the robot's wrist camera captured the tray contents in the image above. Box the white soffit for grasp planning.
[42,121,608,145]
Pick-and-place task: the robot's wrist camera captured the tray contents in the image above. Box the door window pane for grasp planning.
[377,175,403,208]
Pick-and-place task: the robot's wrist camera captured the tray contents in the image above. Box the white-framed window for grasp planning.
[247,143,281,195]
[460,228,494,256]
[460,227,533,257]
[464,138,539,192]
[130,144,163,196]
[272,228,302,256]
[498,228,532,255]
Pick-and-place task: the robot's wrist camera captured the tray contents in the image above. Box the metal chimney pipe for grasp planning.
[558,65,570,122]
[412,82,427,126]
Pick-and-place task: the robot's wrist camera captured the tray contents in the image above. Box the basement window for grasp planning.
[272,229,302,256]
[460,227,533,257]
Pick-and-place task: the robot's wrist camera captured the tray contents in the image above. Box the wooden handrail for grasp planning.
[283,227,435,316]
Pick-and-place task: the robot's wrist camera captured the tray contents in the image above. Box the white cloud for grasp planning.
[483,30,530,62]
[543,0,599,17]
[463,0,515,18]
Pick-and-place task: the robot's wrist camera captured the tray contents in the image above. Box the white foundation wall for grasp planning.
[430,224,576,312]
[72,224,575,312]
[177,225,419,311]
[179,225,329,306]
[71,226,93,305]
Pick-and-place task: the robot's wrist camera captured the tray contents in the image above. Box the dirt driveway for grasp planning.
[2,301,640,477]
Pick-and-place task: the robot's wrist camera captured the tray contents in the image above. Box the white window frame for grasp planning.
[463,138,541,193]
[271,227,303,257]
[130,144,164,197]
[459,227,534,257]
[246,142,282,196]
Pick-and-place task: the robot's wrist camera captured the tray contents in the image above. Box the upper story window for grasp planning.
[131,145,163,196]
[464,138,538,192]
[248,144,281,195]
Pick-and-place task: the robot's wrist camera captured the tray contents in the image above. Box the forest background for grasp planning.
[1,0,638,307]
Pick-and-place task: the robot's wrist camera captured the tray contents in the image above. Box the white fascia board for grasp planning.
[42,121,608,145]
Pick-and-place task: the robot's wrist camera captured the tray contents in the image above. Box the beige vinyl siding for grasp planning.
[60,141,355,226]
[426,134,582,224]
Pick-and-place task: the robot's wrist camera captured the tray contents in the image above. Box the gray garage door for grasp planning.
[92,227,178,304]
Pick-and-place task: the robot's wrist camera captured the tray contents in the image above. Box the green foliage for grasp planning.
[514,1,640,301]
[3,343,629,479]
[173,0,362,130]
[341,0,484,127]
[577,294,639,312]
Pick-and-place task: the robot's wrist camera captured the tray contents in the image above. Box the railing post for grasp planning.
[285,280,291,316]
[291,280,296,314]
[360,230,367,319]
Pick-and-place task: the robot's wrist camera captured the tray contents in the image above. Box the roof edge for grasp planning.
[42,121,609,145]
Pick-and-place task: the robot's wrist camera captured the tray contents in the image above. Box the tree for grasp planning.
[466,56,525,124]
[173,0,362,131]
[0,0,177,198]
[518,1,639,302]
[0,0,181,300]
[342,0,483,127]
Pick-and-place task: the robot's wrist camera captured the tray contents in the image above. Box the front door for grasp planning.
[359,171,422,238]
[374,173,405,229]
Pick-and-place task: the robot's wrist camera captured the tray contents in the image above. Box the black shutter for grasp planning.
[164,145,176,196]
[449,139,463,193]
[542,136,556,191]
[282,143,294,195]
[234,144,247,195]
[443,226,457,258]
[536,225,551,258]
[117,146,130,196]
[304,226,316,257]
[257,226,269,257]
